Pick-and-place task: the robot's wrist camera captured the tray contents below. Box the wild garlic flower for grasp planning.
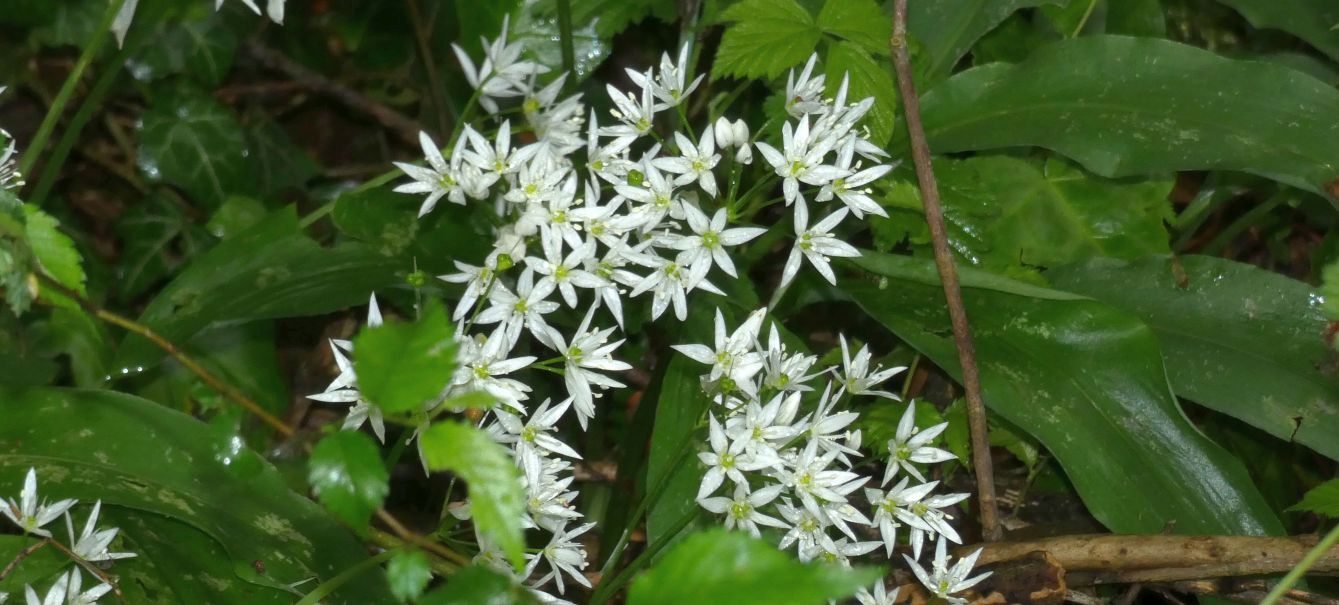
[3,468,76,538]
[755,116,847,206]
[785,54,827,117]
[698,483,788,538]
[112,0,283,47]
[884,401,955,484]
[524,521,596,595]
[782,202,860,288]
[65,501,136,562]
[838,335,906,400]
[452,16,549,113]
[654,129,721,197]
[856,581,900,605]
[625,43,704,111]
[666,204,765,287]
[306,295,387,443]
[393,132,474,217]
[904,537,992,605]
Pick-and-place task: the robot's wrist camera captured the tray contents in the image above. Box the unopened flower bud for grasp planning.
[714,116,736,148]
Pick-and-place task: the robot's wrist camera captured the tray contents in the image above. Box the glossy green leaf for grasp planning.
[308,431,390,535]
[1321,259,1339,320]
[419,565,535,605]
[1217,0,1339,63]
[913,36,1339,198]
[713,0,821,80]
[24,205,85,310]
[1049,255,1339,461]
[0,535,68,593]
[331,187,490,274]
[1290,479,1339,517]
[847,251,1282,536]
[627,529,880,605]
[510,1,612,80]
[115,207,406,372]
[0,387,394,603]
[824,41,898,146]
[565,0,676,38]
[420,421,526,570]
[207,196,268,240]
[137,85,255,209]
[877,156,1172,272]
[816,0,889,55]
[129,13,238,85]
[386,550,432,603]
[907,0,1061,82]
[354,301,456,414]
[115,193,214,301]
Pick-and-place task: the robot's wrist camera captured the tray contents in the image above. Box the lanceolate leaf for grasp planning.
[912,36,1339,198]
[115,207,405,372]
[907,0,1062,83]
[420,421,527,570]
[1049,255,1339,461]
[847,251,1282,536]
[627,530,880,605]
[0,387,393,603]
[1216,0,1339,63]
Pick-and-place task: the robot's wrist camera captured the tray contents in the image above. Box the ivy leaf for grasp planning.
[1290,479,1339,517]
[353,300,457,414]
[24,205,85,310]
[308,431,389,535]
[627,529,880,605]
[387,550,432,603]
[138,85,255,209]
[824,41,898,146]
[116,193,214,301]
[816,0,889,55]
[713,0,821,80]
[420,422,526,570]
[130,13,238,85]
[244,116,320,196]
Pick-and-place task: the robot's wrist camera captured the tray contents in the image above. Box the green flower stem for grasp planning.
[589,508,698,605]
[295,548,398,605]
[18,0,126,184]
[29,42,135,207]
[594,430,697,581]
[556,0,576,85]
[1259,523,1339,605]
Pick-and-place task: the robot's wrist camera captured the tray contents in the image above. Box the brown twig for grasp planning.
[1168,580,1339,605]
[0,537,126,603]
[29,271,471,573]
[241,39,423,146]
[0,539,49,582]
[889,0,1000,542]
[973,533,1339,583]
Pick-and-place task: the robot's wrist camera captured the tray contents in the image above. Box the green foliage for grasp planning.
[914,36,1339,197]
[713,0,822,80]
[419,565,536,605]
[115,193,214,301]
[23,204,85,310]
[627,529,881,605]
[906,0,1062,83]
[1322,259,1339,320]
[244,116,321,197]
[1290,479,1339,517]
[824,41,898,145]
[137,84,255,209]
[849,251,1283,536]
[1217,0,1339,63]
[876,156,1173,273]
[1050,255,1339,462]
[420,421,527,570]
[386,550,433,602]
[308,431,390,535]
[354,300,457,413]
[130,12,238,85]
[815,0,889,56]
[0,387,391,603]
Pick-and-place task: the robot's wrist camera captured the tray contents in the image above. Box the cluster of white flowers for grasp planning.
[0,469,136,605]
[0,87,21,192]
[307,17,985,605]
[111,0,286,47]
[675,311,990,604]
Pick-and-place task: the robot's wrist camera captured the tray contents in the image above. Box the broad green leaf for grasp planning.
[419,565,535,605]
[510,1,612,80]
[877,156,1172,272]
[1290,479,1339,517]
[816,0,889,55]
[1049,255,1339,461]
[387,550,432,603]
[24,205,85,310]
[137,85,255,209]
[0,535,68,592]
[332,187,490,274]
[713,0,821,80]
[134,322,289,416]
[32,307,111,388]
[420,422,526,570]
[1217,0,1339,63]
[1106,0,1166,37]
[245,116,320,197]
[913,36,1339,198]
[627,530,880,605]
[847,251,1283,536]
[129,13,238,85]
[824,41,898,146]
[33,0,102,48]
[308,431,390,535]
[207,195,268,240]
[645,355,711,547]
[115,193,214,301]
[353,301,456,413]
[0,387,393,603]
[115,207,406,372]
[907,0,1061,83]
[1322,259,1339,320]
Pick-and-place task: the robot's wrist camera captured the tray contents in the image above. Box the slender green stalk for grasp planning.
[1259,524,1339,605]
[556,0,576,84]
[19,0,126,183]
[1200,190,1285,255]
[589,509,698,605]
[596,433,696,573]
[1070,0,1099,38]
[295,548,397,605]
[29,43,135,206]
